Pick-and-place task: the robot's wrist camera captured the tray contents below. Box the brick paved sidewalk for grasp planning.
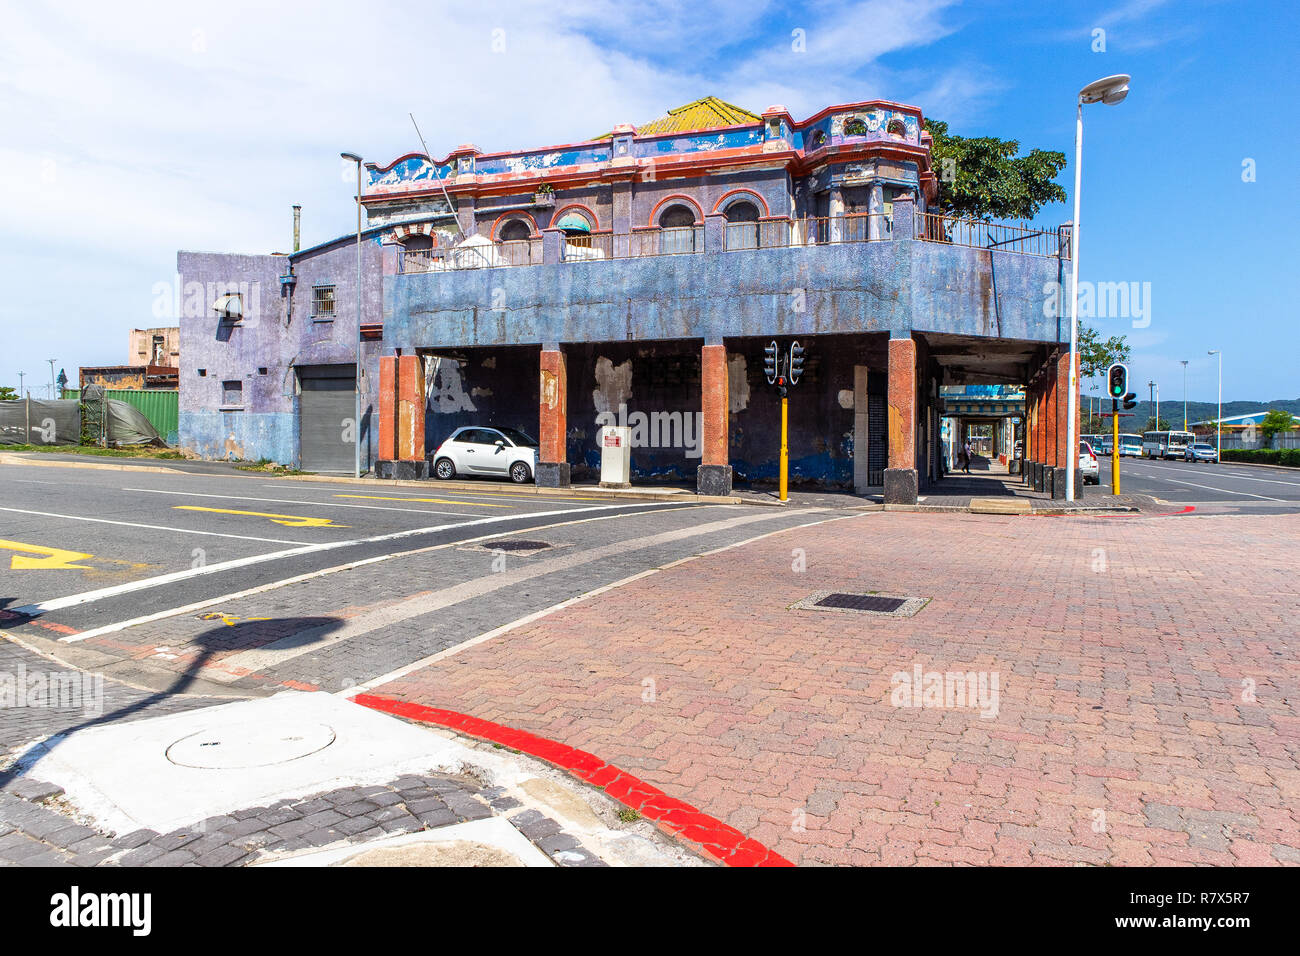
[369,512,1300,866]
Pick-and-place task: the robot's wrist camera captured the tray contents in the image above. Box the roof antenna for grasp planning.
[410,112,465,240]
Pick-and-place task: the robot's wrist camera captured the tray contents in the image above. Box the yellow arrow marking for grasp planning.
[336,494,510,508]
[0,539,94,570]
[173,506,347,528]
[198,611,271,627]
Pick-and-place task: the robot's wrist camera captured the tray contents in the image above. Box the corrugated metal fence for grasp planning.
[62,388,179,445]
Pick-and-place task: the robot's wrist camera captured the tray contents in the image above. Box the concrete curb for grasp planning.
[0,452,184,474]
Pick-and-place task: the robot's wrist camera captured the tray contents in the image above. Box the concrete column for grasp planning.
[892,197,915,239]
[697,341,732,495]
[868,183,884,240]
[885,334,918,504]
[853,365,871,492]
[376,354,428,479]
[542,228,564,265]
[704,213,727,253]
[828,185,844,242]
[537,345,569,487]
[1055,349,1081,499]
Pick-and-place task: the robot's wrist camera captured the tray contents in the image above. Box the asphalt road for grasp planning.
[1089,455,1300,514]
[0,462,686,618]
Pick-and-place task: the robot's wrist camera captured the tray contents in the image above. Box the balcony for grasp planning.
[397,210,1069,274]
[384,199,1072,351]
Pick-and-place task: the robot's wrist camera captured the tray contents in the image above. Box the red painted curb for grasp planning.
[353,693,793,867]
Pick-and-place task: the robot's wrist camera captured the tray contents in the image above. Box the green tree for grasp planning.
[1259,409,1296,448]
[1078,325,1132,381]
[1144,417,1170,432]
[0,386,17,401]
[923,119,1068,220]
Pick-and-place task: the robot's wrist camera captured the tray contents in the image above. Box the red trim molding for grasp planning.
[353,693,793,867]
[711,188,771,217]
[648,193,705,227]
[490,211,540,240]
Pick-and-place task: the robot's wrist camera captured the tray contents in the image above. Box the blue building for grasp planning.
[177,96,1079,500]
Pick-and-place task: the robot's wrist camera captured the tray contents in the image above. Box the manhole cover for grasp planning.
[483,540,551,552]
[166,721,337,769]
[790,590,929,618]
[816,593,907,613]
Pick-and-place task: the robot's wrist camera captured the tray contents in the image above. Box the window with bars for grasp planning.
[312,284,337,318]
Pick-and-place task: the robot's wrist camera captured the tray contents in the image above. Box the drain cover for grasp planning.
[483,540,551,552]
[816,593,907,613]
[166,721,337,769]
[790,589,929,618]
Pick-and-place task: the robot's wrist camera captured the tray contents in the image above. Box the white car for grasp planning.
[1079,440,1100,485]
[431,426,538,483]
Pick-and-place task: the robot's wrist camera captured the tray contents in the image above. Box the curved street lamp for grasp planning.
[1066,74,1130,502]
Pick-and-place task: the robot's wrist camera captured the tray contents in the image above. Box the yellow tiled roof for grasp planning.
[595,97,760,139]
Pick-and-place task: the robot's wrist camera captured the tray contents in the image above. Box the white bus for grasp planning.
[1116,433,1143,457]
[1142,430,1195,460]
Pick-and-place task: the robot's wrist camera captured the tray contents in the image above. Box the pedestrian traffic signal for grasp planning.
[789,341,804,384]
[1122,391,1137,410]
[764,341,778,385]
[1107,363,1128,398]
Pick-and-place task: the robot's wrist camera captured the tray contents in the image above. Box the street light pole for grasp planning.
[1181,360,1189,430]
[341,151,364,480]
[1208,349,1222,460]
[1066,74,1130,502]
[47,359,56,399]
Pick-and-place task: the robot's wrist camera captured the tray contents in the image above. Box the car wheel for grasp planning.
[434,458,456,480]
[509,461,532,484]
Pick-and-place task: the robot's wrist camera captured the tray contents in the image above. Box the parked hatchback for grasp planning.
[1079,440,1100,484]
[431,426,538,483]
[1184,442,1219,463]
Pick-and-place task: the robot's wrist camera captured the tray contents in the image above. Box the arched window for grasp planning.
[844,117,867,137]
[723,200,760,250]
[657,203,697,254]
[658,204,696,228]
[498,219,531,242]
[887,117,906,138]
[403,234,433,251]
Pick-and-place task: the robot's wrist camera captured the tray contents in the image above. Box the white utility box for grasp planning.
[599,425,632,488]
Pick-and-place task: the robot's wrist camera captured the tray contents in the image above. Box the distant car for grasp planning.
[1079,440,1100,484]
[1183,442,1219,463]
[430,426,538,483]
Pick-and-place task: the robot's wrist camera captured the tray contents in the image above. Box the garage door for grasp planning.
[299,365,356,473]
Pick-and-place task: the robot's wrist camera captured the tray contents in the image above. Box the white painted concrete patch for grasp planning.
[256,817,552,867]
[20,691,473,835]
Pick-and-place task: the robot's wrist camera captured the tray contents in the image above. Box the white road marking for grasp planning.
[261,483,610,504]
[121,487,491,517]
[15,501,675,618]
[1133,475,1283,502]
[216,507,822,680]
[0,505,311,546]
[46,505,715,643]
[342,510,859,697]
[1130,461,1300,487]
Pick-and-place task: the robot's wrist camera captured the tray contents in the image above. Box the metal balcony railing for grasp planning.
[402,238,541,272]
[563,226,704,261]
[915,211,1068,258]
[723,213,892,250]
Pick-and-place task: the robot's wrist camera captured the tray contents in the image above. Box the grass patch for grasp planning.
[616,808,641,823]
[234,459,308,475]
[1,443,185,460]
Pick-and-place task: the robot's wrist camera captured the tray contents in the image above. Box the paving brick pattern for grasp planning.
[369,512,1300,866]
[0,772,601,868]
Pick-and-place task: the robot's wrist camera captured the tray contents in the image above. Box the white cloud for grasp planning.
[0,0,973,387]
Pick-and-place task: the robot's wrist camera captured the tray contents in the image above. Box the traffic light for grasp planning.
[1107,363,1128,399]
[764,341,778,385]
[789,341,804,384]
[1122,391,1137,410]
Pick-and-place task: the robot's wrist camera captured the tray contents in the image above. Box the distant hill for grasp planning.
[1080,397,1300,429]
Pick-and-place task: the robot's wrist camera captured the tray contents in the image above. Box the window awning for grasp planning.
[555,213,591,233]
[212,293,243,318]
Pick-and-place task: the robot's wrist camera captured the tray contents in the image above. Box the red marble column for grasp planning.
[885,335,918,504]
[698,342,732,495]
[537,346,570,487]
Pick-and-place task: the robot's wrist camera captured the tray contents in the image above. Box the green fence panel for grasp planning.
[62,388,178,445]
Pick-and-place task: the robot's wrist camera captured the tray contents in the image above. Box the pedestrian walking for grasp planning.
[963,440,973,474]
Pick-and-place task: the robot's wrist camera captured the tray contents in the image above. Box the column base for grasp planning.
[696,464,733,496]
[377,459,429,481]
[535,461,571,488]
[1033,462,1045,493]
[883,467,918,505]
[1051,468,1083,499]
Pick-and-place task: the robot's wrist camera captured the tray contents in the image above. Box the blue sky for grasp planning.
[2,0,1295,402]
